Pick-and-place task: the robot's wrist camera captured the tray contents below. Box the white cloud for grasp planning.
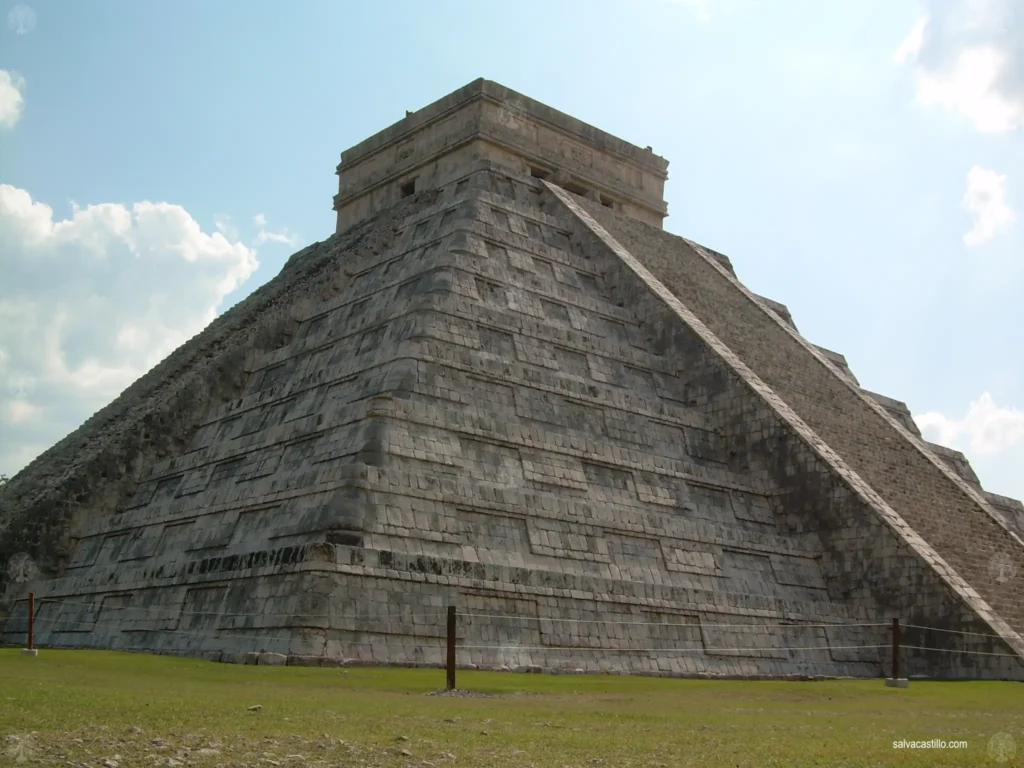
[213,213,239,241]
[894,1,1024,133]
[6,400,39,424]
[254,230,297,247]
[915,393,1024,456]
[918,45,1021,133]
[893,16,928,65]
[962,165,1016,245]
[252,213,298,247]
[0,184,259,475]
[0,70,25,129]
[218,212,297,248]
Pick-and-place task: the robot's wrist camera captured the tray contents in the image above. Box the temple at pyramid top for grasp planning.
[333,78,670,233]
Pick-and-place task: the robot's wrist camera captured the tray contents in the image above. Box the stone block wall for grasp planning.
[3,163,1020,680]
[335,79,669,234]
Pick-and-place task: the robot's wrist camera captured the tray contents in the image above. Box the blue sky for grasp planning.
[1,0,1021,501]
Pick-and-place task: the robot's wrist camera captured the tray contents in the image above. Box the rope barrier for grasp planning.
[899,644,1022,659]
[6,616,1017,661]
[900,623,1008,640]
[456,612,889,629]
[8,597,449,621]
[2,598,1013,642]
[13,614,885,641]
[458,643,888,653]
[11,615,448,647]
[8,615,1018,661]
[6,597,886,628]
[8,615,891,656]
[7,576,869,615]
[7,593,1023,690]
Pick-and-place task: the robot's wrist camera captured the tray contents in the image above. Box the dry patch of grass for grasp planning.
[1,649,1021,766]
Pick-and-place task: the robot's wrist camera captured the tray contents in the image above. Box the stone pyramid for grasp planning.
[2,79,1022,679]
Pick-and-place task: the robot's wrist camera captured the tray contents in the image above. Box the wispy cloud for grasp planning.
[916,393,1024,456]
[252,213,298,247]
[893,1,1024,133]
[213,213,239,241]
[0,70,26,129]
[893,16,928,65]
[963,165,1016,246]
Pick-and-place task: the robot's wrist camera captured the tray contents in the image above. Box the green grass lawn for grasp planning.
[0,649,1021,767]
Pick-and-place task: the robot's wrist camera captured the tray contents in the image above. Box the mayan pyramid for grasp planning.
[1,79,1022,679]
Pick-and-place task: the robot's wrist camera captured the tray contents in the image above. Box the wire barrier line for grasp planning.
[6,615,452,647]
[10,579,855,615]
[14,615,882,640]
[10,598,450,621]
[458,644,889,653]
[11,597,886,628]
[900,623,1009,640]
[455,613,890,629]
[4,616,886,656]
[15,604,888,630]
[4,598,1017,641]
[2,615,888,655]
[21,615,345,634]
[8,615,1020,661]
[8,614,1021,661]
[899,644,1023,659]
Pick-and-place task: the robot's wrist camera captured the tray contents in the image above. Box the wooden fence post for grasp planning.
[884,617,907,686]
[27,592,34,651]
[892,617,900,680]
[446,606,457,691]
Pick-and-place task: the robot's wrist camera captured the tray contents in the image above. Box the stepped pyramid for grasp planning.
[2,79,1022,679]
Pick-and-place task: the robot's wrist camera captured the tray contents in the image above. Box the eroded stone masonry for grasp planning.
[2,79,1022,679]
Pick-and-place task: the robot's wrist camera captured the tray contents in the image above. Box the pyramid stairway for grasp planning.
[556,187,1024,639]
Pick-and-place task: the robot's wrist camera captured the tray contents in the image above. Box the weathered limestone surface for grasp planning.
[564,189,1024,643]
[334,79,670,233]
[988,493,1024,540]
[0,193,435,576]
[2,80,1021,680]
